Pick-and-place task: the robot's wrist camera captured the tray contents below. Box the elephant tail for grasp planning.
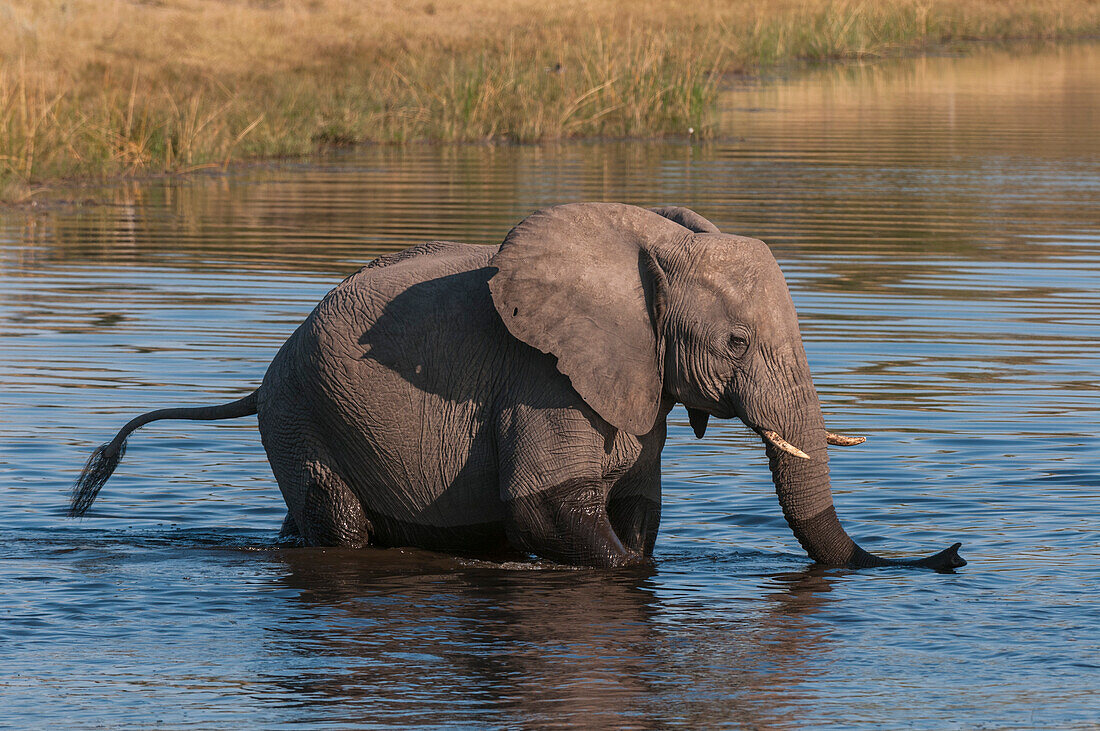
[68,391,259,518]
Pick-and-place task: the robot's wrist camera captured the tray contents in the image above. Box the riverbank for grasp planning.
[3,0,1099,201]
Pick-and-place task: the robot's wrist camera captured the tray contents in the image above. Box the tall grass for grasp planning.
[2,0,1098,199]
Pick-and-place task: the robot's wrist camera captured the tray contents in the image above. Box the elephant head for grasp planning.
[489,202,964,570]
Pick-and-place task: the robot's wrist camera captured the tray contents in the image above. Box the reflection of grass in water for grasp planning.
[3,0,1099,200]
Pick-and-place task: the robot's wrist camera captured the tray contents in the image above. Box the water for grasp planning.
[2,44,1098,728]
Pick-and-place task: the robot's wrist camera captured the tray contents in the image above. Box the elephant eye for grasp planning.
[728,331,750,358]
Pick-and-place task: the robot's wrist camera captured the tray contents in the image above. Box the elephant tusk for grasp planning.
[826,431,867,446]
[760,430,811,460]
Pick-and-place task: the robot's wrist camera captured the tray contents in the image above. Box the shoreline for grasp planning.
[4,1,1099,207]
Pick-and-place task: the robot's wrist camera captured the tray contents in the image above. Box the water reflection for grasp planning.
[257,548,838,727]
[5,48,1096,279]
[722,43,1100,162]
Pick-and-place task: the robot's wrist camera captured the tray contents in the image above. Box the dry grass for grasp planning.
[2,0,1098,199]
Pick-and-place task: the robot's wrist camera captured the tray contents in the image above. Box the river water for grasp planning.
[2,44,1098,728]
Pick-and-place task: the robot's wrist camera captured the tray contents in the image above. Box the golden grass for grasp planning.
[2,0,1099,199]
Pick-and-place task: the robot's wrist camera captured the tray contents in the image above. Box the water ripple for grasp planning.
[1,43,1099,729]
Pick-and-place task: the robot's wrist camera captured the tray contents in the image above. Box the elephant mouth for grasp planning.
[690,400,867,455]
[699,400,817,458]
[723,398,813,458]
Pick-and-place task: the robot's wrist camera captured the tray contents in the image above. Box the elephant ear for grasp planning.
[489,203,690,435]
[650,207,718,439]
[649,206,720,234]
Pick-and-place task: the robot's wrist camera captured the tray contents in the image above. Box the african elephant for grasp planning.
[71,202,965,571]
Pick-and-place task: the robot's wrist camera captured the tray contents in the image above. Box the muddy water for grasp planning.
[2,44,1098,728]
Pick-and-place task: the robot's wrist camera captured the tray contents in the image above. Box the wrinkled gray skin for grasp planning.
[71,203,965,571]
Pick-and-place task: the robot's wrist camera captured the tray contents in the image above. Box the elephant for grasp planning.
[70,202,965,571]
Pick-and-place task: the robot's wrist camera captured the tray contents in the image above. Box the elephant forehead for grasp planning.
[688,240,787,294]
[678,241,800,335]
[687,234,778,274]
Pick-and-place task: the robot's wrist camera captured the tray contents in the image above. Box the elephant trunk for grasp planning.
[763,413,865,566]
[752,381,965,572]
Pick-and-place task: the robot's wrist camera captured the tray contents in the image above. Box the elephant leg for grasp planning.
[260,404,370,548]
[607,494,661,556]
[296,461,372,548]
[505,478,645,568]
[607,459,662,556]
